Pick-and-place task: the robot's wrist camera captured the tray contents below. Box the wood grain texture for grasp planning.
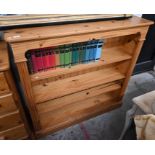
[0,110,23,132]
[4,16,153,43]
[0,124,28,140]
[0,14,132,27]
[9,27,149,63]
[17,62,41,131]
[33,67,125,103]
[2,16,152,137]
[37,82,121,114]
[0,42,9,71]
[120,28,149,96]
[0,93,17,116]
[38,91,121,136]
[4,70,32,138]
[0,72,10,95]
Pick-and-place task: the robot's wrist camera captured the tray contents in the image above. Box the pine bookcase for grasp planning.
[3,16,153,138]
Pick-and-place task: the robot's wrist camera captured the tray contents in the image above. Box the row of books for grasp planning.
[25,39,104,74]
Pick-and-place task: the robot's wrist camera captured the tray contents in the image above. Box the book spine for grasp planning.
[85,42,90,63]
[60,45,65,67]
[42,50,46,71]
[25,52,33,74]
[79,43,83,64]
[93,40,98,61]
[71,44,76,65]
[75,43,79,65]
[55,48,60,67]
[95,40,104,61]
[64,45,70,67]
[83,42,87,63]
[89,41,94,62]
[51,48,56,69]
[31,51,38,73]
[36,50,44,71]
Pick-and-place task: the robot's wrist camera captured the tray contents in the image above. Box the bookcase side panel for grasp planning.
[120,27,149,96]
[16,62,41,132]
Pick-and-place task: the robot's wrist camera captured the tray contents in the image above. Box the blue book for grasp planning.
[89,40,97,62]
[92,40,98,61]
[89,41,94,62]
[95,40,104,61]
[72,43,79,65]
[85,41,91,63]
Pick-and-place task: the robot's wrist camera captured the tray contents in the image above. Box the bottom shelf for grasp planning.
[37,90,122,137]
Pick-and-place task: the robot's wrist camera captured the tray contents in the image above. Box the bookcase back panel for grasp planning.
[37,81,122,114]
[37,90,121,135]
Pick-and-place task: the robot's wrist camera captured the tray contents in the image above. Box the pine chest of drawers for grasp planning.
[0,42,30,139]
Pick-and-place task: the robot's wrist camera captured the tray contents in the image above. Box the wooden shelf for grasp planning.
[31,46,131,85]
[37,82,121,114]
[33,67,125,103]
[38,91,121,135]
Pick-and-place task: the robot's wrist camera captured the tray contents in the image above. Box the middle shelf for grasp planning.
[33,66,125,104]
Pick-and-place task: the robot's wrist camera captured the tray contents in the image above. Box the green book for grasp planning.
[59,45,65,67]
[72,43,79,65]
[64,45,72,67]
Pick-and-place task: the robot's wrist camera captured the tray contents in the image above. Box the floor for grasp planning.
[41,71,155,140]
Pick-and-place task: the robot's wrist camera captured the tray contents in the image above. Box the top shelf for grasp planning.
[30,46,131,84]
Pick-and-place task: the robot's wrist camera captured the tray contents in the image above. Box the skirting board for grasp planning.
[134,60,155,74]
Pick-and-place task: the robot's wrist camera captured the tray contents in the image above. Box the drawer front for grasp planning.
[0,124,28,140]
[37,82,121,114]
[0,93,17,116]
[0,111,23,132]
[0,73,10,95]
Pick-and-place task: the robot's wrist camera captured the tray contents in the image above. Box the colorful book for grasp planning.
[85,42,90,63]
[79,43,84,63]
[72,43,79,65]
[36,51,42,71]
[95,40,104,61]
[31,51,38,73]
[25,39,103,74]
[59,45,65,67]
[55,47,60,67]
[88,41,94,61]
[64,45,71,67]
[82,42,87,63]
[92,40,98,61]
[25,51,33,74]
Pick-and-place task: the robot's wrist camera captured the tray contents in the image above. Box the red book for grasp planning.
[45,50,50,69]
[31,51,38,73]
[36,51,43,71]
[51,48,56,69]
[42,50,49,70]
[42,50,46,70]
[48,49,53,68]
